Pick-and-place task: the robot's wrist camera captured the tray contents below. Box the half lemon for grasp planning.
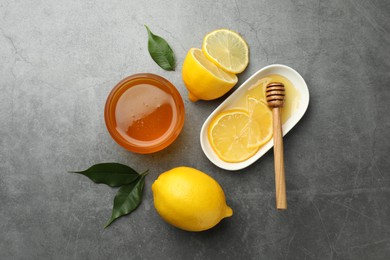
[182,48,237,102]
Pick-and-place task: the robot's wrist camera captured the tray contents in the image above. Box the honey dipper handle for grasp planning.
[272,107,287,210]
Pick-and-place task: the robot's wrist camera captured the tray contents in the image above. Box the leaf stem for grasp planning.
[140,170,149,177]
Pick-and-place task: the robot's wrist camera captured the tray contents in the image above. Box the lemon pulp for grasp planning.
[202,29,249,74]
[182,48,237,102]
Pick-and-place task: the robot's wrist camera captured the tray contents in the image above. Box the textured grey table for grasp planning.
[1,0,390,259]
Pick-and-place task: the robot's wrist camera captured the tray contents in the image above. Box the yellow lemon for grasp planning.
[246,77,272,104]
[182,48,237,102]
[246,98,273,148]
[208,110,258,162]
[202,29,249,74]
[208,105,272,162]
[152,167,233,232]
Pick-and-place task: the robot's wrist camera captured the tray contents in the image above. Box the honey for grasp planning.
[105,74,185,154]
[115,84,177,144]
[225,74,300,123]
[206,74,301,161]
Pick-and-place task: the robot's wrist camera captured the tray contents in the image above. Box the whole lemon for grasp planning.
[152,166,233,232]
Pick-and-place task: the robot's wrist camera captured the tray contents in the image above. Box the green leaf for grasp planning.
[105,173,147,228]
[145,25,175,71]
[70,163,140,187]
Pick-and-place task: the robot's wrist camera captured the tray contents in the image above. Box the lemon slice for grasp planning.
[208,110,258,163]
[182,48,238,102]
[202,29,249,74]
[246,77,272,103]
[246,97,273,148]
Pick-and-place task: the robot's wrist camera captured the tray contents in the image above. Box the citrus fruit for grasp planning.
[246,77,272,104]
[202,29,249,74]
[208,110,259,162]
[246,97,273,148]
[152,167,233,232]
[182,48,237,102]
[208,103,273,162]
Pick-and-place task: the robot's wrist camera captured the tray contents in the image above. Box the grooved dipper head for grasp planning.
[266,82,285,108]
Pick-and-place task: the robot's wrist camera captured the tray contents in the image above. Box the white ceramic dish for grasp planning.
[200,64,310,171]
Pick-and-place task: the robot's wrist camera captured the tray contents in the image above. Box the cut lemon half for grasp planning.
[208,110,259,163]
[182,48,238,102]
[246,97,273,148]
[202,29,249,74]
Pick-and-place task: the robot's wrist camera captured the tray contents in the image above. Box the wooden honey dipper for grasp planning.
[266,82,287,210]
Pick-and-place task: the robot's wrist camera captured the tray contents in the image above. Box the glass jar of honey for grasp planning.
[104,73,185,154]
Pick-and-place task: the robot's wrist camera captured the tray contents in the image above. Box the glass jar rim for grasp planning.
[104,73,185,154]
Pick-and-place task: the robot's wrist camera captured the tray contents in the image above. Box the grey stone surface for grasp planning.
[1,0,390,259]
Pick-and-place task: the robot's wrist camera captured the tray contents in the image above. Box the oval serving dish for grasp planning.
[200,64,309,170]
